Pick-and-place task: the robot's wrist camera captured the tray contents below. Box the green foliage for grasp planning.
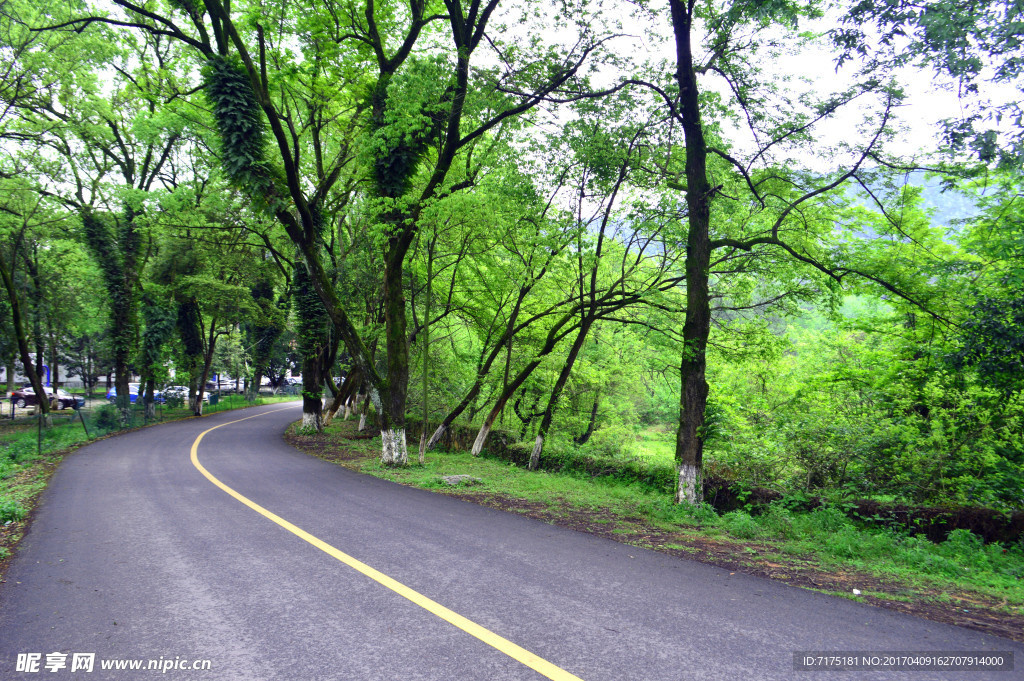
[140,295,177,375]
[92,404,121,432]
[834,0,1024,167]
[0,498,25,523]
[582,423,640,459]
[367,57,449,198]
[948,173,1024,392]
[202,55,286,213]
[703,295,1024,509]
[721,510,763,539]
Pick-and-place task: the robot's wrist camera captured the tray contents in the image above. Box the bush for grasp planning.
[92,404,121,432]
[0,498,25,523]
[721,510,763,539]
[795,506,852,536]
[583,424,639,459]
[760,504,797,539]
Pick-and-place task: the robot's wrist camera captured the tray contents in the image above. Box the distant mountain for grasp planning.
[847,169,980,230]
[908,171,980,227]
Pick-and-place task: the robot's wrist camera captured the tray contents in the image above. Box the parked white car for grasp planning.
[162,385,209,403]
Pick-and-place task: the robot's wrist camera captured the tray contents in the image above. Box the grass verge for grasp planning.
[287,418,1024,643]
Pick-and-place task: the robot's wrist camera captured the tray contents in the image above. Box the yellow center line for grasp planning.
[190,407,585,681]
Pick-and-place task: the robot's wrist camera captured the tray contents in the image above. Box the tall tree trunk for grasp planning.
[301,377,324,431]
[418,239,433,465]
[25,245,44,385]
[81,209,138,425]
[248,370,262,401]
[529,319,594,470]
[299,346,326,432]
[49,333,59,387]
[294,264,328,432]
[177,299,205,414]
[574,388,601,445]
[143,376,158,420]
[196,318,221,417]
[0,248,49,421]
[670,0,714,504]
[380,241,410,464]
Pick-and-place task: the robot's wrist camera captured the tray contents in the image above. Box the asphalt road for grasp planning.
[0,403,1019,680]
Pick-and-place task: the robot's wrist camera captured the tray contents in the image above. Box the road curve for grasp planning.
[0,403,1019,680]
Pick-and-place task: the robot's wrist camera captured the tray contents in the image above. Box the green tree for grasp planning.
[4,5,188,421]
[0,182,52,419]
[632,0,959,503]
[49,0,620,460]
[834,0,1024,167]
[951,172,1024,391]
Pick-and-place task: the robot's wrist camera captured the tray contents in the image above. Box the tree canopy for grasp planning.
[0,0,1019,510]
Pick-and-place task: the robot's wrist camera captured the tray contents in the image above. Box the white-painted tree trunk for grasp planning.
[358,413,367,431]
[676,464,702,505]
[470,423,491,456]
[381,428,408,465]
[529,434,543,470]
[301,410,323,432]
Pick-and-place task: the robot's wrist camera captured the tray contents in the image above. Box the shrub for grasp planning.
[721,510,762,539]
[760,504,797,539]
[0,498,25,523]
[581,424,640,459]
[92,404,121,432]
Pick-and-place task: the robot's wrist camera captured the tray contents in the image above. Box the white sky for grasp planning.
[602,1,1011,173]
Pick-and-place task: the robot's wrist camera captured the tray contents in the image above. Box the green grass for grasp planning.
[635,426,675,461]
[756,508,1024,603]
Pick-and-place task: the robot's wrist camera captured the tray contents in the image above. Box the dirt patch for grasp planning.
[287,431,372,462]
